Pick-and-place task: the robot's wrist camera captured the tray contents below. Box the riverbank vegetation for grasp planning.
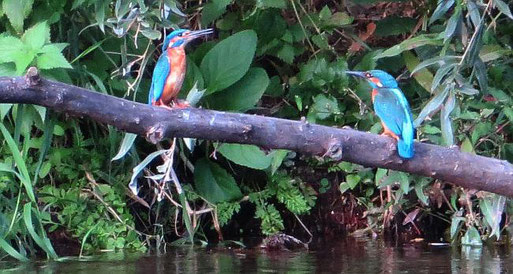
[0,0,512,260]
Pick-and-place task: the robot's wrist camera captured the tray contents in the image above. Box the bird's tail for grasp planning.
[398,139,414,159]
[398,124,415,159]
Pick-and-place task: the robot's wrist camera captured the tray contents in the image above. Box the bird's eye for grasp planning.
[365,72,372,78]
[178,33,183,37]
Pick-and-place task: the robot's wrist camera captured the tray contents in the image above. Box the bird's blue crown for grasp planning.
[162,29,189,50]
[368,70,398,88]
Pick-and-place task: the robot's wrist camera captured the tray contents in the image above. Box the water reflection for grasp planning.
[1,238,512,273]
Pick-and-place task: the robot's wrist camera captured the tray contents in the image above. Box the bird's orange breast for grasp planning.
[371,88,378,102]
[161,48,186,104]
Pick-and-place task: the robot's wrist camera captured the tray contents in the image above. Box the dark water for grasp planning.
[1,238,512,273]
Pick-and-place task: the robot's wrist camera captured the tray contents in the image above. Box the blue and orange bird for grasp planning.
[149,28,213,108]
[346,70,415,159]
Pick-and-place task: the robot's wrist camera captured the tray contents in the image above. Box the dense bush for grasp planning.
[0,0,512,260]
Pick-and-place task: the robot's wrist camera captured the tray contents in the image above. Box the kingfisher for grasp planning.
[346,70,415,159]
[149,28,213,108]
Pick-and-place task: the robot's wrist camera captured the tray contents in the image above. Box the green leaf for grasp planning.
[460,137,474,154]
[140,29,161,40]
[432,63,457,91]
[264,76,283,97]
[318,5,331,21]
[403,51,434,93]
[444,6,461,42]
[71,39,105,64]
[259,0,287,8]
[414,180,429,205]
[0,238,28,261]
[479,45,512,63]
[201,30,257,94]
[218,143,272,170]
[473,58,487,92]
[494,0,513,20]
[22,21,49,50]
[375,35,443,59]
[312,34,329,50]
[95,1,107,33]
[194,158,243,204]
[410,55,460,75]
[328,12,353,26]
[479,194,506,239]
[375,168,387,185]
[128,149,167,195]
[488,88,511,103]
[38,161,51,178]
[185,83,205,107]
[0,123,35,202]
[111,133,137,161]
[275,43,295,64]
[383,171,409,193]
[309,94,340,120]
[345,174,361,189]
[205,68,269,111]
[455,84,479,96]
[178,191,195,243]
[429,0,454,24]
[414,86,449,127]
[53,125,64,136]
[467,0,481,27]
[72,0,87,10]
[3,0,34,33]
[270,149,289,174]
[461,226,482,246]
[339,182,350,194]
[450,216,465,240]
[504,107,513,123]
[201,0,231,26]
[0,104,12,120]
[441,91,455,146]
[36,45,72,70]
[399,172,410,194]
[422,125,441,134]
[375,16,417,37]
[381,171,408,190]
[0,63,16,76]
[471,122,491,144]
[0,36,35,75]
[33,113,53,186]
[23,203,58,258]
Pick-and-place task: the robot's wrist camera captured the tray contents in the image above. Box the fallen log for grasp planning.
[1,68,512,196]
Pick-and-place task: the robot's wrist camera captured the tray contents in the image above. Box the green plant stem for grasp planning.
[7,182,23,234]
[458,0,492,66]
[289,0,316,54]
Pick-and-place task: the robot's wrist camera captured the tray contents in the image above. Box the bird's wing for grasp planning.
[148,54,170,104]
[373,88,414,138]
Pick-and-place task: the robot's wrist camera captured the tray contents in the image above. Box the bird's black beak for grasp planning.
[345,71,366,78]
[186,28,214,42]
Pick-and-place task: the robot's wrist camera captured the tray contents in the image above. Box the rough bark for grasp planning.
[1,69,512,196]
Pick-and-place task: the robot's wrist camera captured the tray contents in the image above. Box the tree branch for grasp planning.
[1,69,512,197]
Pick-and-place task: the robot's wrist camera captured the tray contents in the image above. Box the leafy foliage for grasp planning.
[1,0,513,261]
[0,21,71,75]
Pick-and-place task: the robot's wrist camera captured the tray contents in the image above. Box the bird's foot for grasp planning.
[381,130,399,140]
[157,104,175,111]
[172,99,191,109]
[154,99,175,110]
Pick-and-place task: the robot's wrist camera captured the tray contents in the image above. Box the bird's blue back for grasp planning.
[148,53,170,104]
[373,87,415,158]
